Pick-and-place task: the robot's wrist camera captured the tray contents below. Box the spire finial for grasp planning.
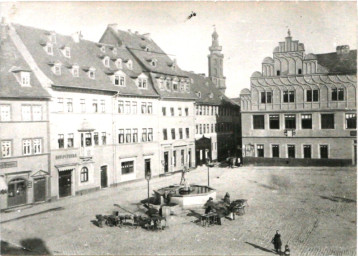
[288,29,291,37]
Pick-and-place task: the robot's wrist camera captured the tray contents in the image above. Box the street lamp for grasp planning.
[205,158,214,187]
[145,170,151,207]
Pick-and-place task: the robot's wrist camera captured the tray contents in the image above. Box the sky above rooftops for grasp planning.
[1,1,356,98]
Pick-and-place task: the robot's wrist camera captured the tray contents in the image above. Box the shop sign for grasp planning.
[0,161,17,169]
[55,154,77,160]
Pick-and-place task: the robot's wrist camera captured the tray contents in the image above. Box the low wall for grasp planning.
[243,157,353,167]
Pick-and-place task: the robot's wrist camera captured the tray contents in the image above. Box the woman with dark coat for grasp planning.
[271,230,282,254]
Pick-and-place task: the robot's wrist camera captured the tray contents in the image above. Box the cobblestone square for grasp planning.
[1,166,356,255]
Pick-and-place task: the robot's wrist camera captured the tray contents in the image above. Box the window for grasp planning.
[257,144,264,157]
[118,129,124,143]
[89,70,95,79]
[138,78,147,89]
[22,105,31,121]
[102,132,106,145]
[285,114,296,129]
[141,102,147,114]
[171,128,175,140]
[211,124,214,133]
[57,98,64,112]
[283,91,295,103]
[301,114,312,129]
[272,145,279,158]
[173,81,178,91]
[85,133,92,146]
[132,102,137,114]
[196,125,198,134]
[133,129,138,143]
[80,99,86,113]
[67,133,74,148]
[178,108,182,116]
[66,99,73,113]
[94,132,99,145]
[261,92,272,103]
[303,145,311,159]
[142,128,147,142]
[173,151,177,167]
[269,115,280,129]
[31,105,42,121]
[162,107,166,116]
[179,128,183,139]
[1,141,11,157]
[72,66,79,77]
[33,138,42,154]
[80,167,89,182]
[306,89,319,102]
[186,128,189,138]
[199,124,202,134]
[148,128,153,142]
[163,129,168,140]
[100,46,106,53]
[287,145,295,158]
[101,100,105,113]
[118,101,124,113]
[185,107,189,116]
[170,107,174,116]
[166,80,171,90]
[346,114,356,129]
[321,114,334,129]
[54,64,61,75]
[64,47,71,58]
[23,139,32,155]
[253,115,265,129]
[58,134,64,148]
[92,100,98,113]
[148,103,153,114]
[21,72,30,86]
[46,43,53,55]
[104,57,110,67]
[121,161,134,175]
[320,145,328,159]
[126,129,131,143]
[125,101,131,114]
[298,68,302,75]
[114,75,125,86]
[181,150,185,165]
[332,88,344,101]
[276,70,280,76]
[0,105,11,121]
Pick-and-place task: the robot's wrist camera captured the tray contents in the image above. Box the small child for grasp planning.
[284,244,290,255]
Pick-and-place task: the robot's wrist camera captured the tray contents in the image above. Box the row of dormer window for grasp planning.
[259,88,345,104]
[157,77,190,93]
[102,56,133,70]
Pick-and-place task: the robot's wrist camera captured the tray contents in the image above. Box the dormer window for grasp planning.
[158,78,164,90]
[151,59,157,67]
[114,71,125,86]
[185,83,190,93]
[197,91,201,98]
[72,65,79,77]
[20,72,31,87]
[53,63,61,75]
[137,74,148,89]
[46,43,53,55]
[166,79,171,90]
[145,46,150,52]
[127,60,133,70]
[172,79,178,91]
[64,47,71,58]
[103,56,110,67]
[180,81,185,91]
[89,68,96,79]
[100,45,106,53]
[115,59,122,69]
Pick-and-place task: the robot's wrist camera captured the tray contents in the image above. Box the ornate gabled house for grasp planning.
[240,30,357,166]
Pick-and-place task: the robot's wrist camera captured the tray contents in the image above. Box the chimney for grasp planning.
[71,31,83,43]
[108,23,118,31]
[336,45,350,55]
[1,17,8,41]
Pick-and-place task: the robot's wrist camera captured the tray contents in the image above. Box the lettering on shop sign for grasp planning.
[55,154,77,160]
[0,161,17,169]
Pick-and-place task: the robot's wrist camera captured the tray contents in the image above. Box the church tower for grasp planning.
[208,27,226,94]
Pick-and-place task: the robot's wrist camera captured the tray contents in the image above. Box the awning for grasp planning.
[55,163,78,172]
[0,176,8,194]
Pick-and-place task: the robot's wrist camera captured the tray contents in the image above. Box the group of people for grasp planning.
[272,230,290,255]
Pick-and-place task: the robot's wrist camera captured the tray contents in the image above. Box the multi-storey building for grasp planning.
[0,23,51,210]
[240,31,357,166]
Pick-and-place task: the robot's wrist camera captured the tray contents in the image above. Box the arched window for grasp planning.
[80,167,89,182]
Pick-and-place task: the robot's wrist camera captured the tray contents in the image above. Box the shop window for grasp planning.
[121,161,134,175]
[288,145,295,158]
[303,145,311,159]
[80,167,89,182]
[320,145,328,159]
[272,145,279,158]
[257,144,264,157]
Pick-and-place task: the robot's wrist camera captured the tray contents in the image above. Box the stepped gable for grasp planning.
[12,24,159,97]
[0,29,50,99]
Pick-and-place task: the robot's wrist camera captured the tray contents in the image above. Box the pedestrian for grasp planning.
[284,244,290,255]
[271,230,282,254]
[204,197,214,214]
[223,192,231,205]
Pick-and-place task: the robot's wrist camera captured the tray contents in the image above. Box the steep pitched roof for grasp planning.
[0,31,50,99]
[316,50,357,74]
[12,24,159,98]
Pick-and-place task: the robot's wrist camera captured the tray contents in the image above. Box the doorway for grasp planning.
[101,166,108,188]
[8,178,27,207]
[145,159,151,177]
[59,170,72,198]
[34,177,46,202]
[164,152,169,173]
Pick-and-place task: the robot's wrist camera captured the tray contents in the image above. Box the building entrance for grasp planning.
[101,166,108,188]
[34,177,46,202]
[164,152,169,173]
[59,170,72,198]
[8,178,27,207]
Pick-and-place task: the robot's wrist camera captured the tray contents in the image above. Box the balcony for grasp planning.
[79,147,93,159]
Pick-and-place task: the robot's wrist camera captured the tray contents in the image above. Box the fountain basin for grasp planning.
[154,185,216,209]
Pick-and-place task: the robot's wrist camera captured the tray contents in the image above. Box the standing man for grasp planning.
[271,230,282,254]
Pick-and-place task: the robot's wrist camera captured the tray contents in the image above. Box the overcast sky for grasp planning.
[1,1,356,98]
